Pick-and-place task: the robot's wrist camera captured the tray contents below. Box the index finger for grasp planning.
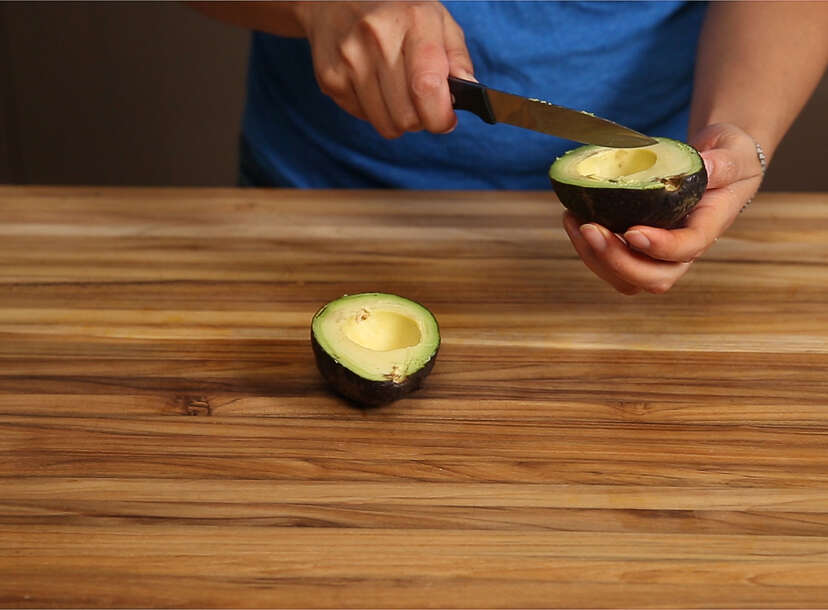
[403,14,455,134]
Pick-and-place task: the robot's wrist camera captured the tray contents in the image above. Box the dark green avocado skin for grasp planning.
[551,168,708,234]
[311,333,438,407]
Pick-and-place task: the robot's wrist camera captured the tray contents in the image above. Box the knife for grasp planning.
[448,76,656,148]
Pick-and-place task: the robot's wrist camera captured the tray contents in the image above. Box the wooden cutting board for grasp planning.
[1,186,828,608]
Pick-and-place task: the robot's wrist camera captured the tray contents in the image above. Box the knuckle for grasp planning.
[316,67,348,96]
[415,40,443,60]
[369,114,403,139]
[380,126,404,140]
[395,110,421,133]
[356,15,385,50]
[411,69,444,98]
[337,39,362,74]
[720,123,744,146]
[427,119,455,135]
[355,13,378,35]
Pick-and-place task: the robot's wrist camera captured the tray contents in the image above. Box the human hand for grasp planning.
[562,123,766,294]
[294,1,474,138]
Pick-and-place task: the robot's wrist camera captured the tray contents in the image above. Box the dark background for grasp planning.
[1,2,826,189]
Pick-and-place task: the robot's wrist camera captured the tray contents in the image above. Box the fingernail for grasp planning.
[456,69,477,82]
[703,156,713,178]
[412,73,443,98]
[580,224,606,253]
[625,229,650,250]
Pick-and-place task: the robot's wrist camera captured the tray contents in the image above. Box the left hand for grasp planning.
[562,123,765,295]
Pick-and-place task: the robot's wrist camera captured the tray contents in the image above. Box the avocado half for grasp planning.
[311,293,440,406]
[549,137,707,233]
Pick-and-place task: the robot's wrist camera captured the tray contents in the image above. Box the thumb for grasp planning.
[442,11,475,81]
[691,123,763,190]
[700,149,741,190]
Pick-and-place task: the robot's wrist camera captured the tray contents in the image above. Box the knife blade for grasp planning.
[448,76,656,148]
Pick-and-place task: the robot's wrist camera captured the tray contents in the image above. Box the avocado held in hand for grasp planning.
[549,137,707,233]
[311,293,440,406]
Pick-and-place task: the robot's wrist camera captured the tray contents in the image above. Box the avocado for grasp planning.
[549,137,707,233]
[311,293,440,406]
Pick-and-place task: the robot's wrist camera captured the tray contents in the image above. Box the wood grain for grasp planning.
[1,186,827,608]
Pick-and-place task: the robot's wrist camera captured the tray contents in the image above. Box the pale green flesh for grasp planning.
[549,137,702,189]
[312,293,439,383]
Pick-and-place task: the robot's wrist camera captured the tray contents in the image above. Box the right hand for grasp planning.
[294,1,475,138]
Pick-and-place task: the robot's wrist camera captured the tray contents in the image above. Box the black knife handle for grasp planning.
[448,76,496,124]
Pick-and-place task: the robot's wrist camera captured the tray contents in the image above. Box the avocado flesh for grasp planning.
[311,293,440,405]
[549,137,707,233]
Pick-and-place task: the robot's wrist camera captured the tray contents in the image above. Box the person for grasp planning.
[190,1,828,295]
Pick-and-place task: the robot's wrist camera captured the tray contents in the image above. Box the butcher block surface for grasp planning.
[1,186,828,608]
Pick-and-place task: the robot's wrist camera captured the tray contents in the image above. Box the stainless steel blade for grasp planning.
[487,89,656,148]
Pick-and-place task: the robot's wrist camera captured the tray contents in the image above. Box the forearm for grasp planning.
[186,1,307,38]
[688,1,828,161]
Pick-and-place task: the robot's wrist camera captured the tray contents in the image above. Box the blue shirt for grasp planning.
[241,1,707,189]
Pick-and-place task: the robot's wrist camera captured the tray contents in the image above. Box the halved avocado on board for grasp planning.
[549,137,707,233]
[311,293,440,406]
